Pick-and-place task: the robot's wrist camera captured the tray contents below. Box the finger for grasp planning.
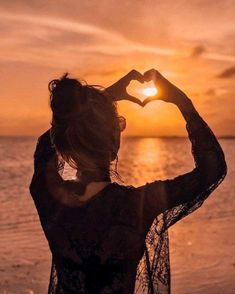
[143,69,155,82]
[144,69,162,82]
[124,93,144,106]
[142,95,160,107]
[125,69,145,84]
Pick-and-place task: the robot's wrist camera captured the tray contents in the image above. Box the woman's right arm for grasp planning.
[134,70,227,230]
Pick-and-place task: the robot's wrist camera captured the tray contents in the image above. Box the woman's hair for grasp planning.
[48,73,122,180]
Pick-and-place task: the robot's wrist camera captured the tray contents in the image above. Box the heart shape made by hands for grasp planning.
[127,79,158,106]
[106,69,164,107]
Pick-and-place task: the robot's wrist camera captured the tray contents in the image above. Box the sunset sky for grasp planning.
[0,0,234,136]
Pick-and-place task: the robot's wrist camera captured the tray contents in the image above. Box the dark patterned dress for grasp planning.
[29,110,227,294]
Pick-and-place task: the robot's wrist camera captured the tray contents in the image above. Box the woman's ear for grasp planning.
[120,125,126,132]
[118,116,126,132]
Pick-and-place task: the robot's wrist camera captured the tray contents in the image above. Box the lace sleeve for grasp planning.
[134,111,227,294]
[29,130,65,294]
[135,110,227,235]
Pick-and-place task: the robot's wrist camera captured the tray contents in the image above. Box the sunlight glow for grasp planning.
[142,87,158,96]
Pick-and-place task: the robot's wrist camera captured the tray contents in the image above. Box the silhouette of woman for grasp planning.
[29,69,227,294]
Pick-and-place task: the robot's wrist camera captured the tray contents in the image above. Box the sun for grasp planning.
[142,87,158,96]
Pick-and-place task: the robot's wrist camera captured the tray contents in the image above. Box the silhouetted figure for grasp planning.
[29,69,227,294]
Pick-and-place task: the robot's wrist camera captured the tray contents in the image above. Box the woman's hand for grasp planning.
[105,70,145,106]
[143,69,189,107]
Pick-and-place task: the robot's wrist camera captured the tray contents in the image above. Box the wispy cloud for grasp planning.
[203,53,235,63]
[205,88,228,96]
[191,45,206,58]
[217,66,235,78]
[0,12,177,68]
[2,11,235,70]
[205,88,216,96]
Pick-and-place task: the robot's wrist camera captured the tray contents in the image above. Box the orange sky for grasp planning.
[0,0,235,136]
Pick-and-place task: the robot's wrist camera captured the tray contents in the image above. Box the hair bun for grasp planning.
[48,73,72,92]
[48,79,60,92]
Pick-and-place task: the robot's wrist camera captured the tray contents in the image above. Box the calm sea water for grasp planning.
[0,136,234,294]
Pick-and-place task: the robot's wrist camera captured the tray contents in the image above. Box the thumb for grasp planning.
[142,96,156,107]
[142,94,163,107]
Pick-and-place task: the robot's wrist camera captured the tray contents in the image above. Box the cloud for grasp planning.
[191,45,206,58]
[0,11,177,69]
[217,66,235,78]
[205,88,216,96]
[1,9,235,71]
[203,53,235,63]
[205,88,229,96]
[189,48,235,63]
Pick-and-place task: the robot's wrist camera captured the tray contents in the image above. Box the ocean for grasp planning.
[0,136,234,294]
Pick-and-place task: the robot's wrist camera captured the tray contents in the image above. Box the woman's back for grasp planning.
[33,182,148,293]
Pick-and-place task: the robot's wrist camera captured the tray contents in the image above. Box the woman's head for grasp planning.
[48,73,125,175]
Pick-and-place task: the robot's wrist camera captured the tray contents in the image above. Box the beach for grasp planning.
[0,136,234,294]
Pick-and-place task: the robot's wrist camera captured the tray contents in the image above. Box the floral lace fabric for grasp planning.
[134,112,227,293]
[30,111,227,294]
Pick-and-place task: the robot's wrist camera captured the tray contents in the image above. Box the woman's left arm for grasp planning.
[132,69,228,233]
[29,130,88,207]
[29,129,65,201]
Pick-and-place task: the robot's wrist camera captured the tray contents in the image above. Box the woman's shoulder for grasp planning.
[111,181,135,191]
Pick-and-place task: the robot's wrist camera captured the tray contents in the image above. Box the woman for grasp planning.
[29,69,227,294]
